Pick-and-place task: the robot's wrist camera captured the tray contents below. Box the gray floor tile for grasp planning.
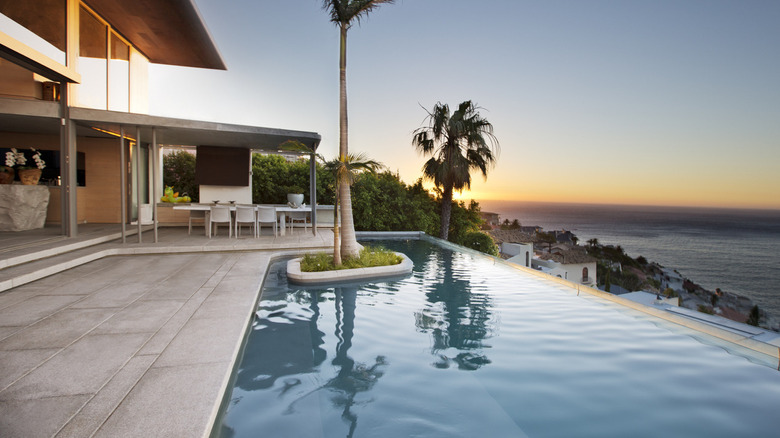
[0,348,59,391]
[0,308,115,350]
[93,300,183,334]
[56,355,156,438]
[1,333,149,401]
[0,295,85,327]
[94,362,228,438]
[154,317,246,368]
[0,394,91,438]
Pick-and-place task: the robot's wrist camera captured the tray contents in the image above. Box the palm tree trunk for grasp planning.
[338,24,361,259]
[333,183,341,265]
[340,179,362,258]
[440,185,453,240]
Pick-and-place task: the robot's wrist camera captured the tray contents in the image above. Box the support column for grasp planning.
[309,151,317,236]
[120,126,127,243]
[59,85,77,237]
[152,128,158,243]
[136,126,142,243]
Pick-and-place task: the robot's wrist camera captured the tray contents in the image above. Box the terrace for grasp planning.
[0,224,332,436]
[1,225,779,436]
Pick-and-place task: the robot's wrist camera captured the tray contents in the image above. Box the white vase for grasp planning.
[287,193,304,207]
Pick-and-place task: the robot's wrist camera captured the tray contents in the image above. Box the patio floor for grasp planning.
[0,225,334,437]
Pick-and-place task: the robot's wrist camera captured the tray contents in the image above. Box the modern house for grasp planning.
[0,0,321,239]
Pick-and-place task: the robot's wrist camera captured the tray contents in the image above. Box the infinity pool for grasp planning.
[218,239,780,437]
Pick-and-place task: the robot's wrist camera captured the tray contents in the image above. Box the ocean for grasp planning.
[478,200,780,318]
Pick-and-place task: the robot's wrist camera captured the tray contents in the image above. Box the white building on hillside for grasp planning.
[533,250,597,286]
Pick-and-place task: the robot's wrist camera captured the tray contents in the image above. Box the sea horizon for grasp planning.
[476,199,780,321]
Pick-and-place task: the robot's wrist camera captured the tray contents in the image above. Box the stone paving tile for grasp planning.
[0,286,49,311]
[69,282,153,309]
[0,333,150,401]
[94,362,229,438]
[0,326,19,342]
[0,348,59,391]
[0,394,92,438]
[55,355,156,438]
[0,308,115,350]
[92,299,184,335]
[136,286,214,356]
[0,295,85,327]
[153,316,246,368]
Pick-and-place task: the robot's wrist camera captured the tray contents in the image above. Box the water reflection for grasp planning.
[233,289,328,391]
[415,248,494,370]
[284,287,387,438]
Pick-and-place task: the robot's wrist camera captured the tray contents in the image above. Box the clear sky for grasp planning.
[149,0,780,210]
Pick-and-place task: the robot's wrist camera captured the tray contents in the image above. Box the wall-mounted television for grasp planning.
[195,146,250,187]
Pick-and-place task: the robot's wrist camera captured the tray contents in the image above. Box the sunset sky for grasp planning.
[150,0,780,210]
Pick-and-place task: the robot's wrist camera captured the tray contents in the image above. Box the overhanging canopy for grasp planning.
[0,99,321,152]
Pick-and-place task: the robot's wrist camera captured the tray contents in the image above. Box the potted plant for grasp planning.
[17,148,46,185]
[2,148,26,184]
[286,189,304,207]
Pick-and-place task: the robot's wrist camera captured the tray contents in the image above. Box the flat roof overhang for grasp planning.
[0,31,81,83]
[83,0,226,70]
[0,99,320,152]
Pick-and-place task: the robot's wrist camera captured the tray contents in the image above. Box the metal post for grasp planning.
[120,126,127,243]
[152,128,158,243]
[59,85,77,237]
[136,126,142,243]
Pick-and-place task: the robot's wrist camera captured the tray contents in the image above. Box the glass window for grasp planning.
[78,6,107,109]
[0,0,66,64]
[108,32,130,111]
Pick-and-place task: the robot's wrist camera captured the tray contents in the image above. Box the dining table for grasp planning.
[172,204,314,237]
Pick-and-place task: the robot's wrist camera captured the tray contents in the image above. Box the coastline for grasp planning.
[488,227,779,332]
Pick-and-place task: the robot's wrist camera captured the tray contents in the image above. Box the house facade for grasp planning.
[533,250,597,286]
[0,0,320,238]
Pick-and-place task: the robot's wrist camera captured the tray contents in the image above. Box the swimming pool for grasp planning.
[218,239,780,437]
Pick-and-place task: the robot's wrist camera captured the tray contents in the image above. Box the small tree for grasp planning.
[162,150,197,202]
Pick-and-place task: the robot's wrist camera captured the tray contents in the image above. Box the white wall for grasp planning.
[504,243,533,267]
[199,186,252,204]
[532,258,597,286]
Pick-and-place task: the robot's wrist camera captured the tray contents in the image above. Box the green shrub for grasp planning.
[299,246,403,272]
[460,231,498,256]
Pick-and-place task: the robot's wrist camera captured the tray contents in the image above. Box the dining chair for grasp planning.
[234,205,257,238]
[257,206,278,237]
[188,207,206,235]
[287,209,309,232]
[209,205,232,238]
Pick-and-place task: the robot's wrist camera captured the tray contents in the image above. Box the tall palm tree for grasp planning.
[413,101,499,240]
[322,0,394,258]
[325,153,383,265]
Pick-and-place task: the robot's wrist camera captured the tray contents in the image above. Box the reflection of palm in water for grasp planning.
[284,287,387,438]
[417,248,494,370]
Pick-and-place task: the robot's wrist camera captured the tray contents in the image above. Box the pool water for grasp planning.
[219,239,780,437]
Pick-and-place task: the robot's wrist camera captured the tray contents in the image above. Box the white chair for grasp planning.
[287,209,309,232]
[209,205,232,238]
[257,206,277,237]
[234,205,257,238]
[188,208,206,235]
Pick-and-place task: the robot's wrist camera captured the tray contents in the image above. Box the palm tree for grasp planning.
[413,101,499,240]
[325,153,383,265]
[322,0,395,258]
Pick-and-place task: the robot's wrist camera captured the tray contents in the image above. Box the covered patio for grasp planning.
[0,97,324,243]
